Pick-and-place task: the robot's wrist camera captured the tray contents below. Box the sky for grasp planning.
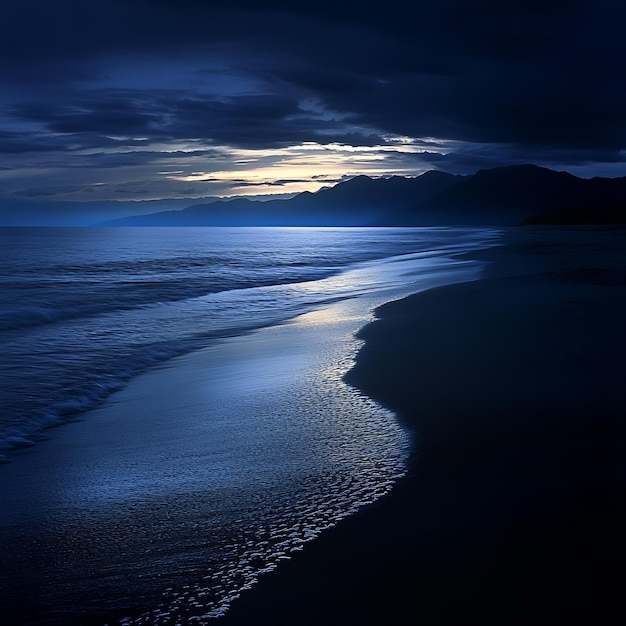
[1,0,625,222]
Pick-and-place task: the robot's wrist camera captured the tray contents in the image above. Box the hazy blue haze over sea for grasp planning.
[1,226,499,624]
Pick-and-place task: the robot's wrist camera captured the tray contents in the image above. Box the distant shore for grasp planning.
[223,226,626,625]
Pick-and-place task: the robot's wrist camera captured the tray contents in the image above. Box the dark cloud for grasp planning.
[16,99,163,136]
[0,130,64,154]
[0,0,624,214]
[4,1,624,153]
[9,84,387,150]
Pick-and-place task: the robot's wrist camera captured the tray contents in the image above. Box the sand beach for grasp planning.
[223,226,625,625]
[1,226,623,625]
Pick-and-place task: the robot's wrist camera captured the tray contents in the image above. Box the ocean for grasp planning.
[0,226,499,624]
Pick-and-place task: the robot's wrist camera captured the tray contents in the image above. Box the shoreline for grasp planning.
[3,240,484,625]
[0,226,490,464]
[222,226,625,625]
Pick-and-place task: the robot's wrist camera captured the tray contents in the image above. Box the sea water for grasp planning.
[0,226,500,624]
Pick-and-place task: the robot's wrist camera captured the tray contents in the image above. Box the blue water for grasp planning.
[0,226,499,460]
[0,226,501,624]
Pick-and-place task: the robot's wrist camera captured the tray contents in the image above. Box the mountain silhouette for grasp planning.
[415,164,583,225]
[98,170,462,226]
[97,165,625,227]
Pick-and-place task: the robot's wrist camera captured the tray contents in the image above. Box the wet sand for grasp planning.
[223,227,626,625]
[2,249,483,624]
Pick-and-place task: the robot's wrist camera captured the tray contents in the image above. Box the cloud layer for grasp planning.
[1,0,624,213]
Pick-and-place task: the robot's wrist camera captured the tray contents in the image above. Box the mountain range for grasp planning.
[97,165,626,227]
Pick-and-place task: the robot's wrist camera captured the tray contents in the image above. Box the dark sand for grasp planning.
[223,227,625,625]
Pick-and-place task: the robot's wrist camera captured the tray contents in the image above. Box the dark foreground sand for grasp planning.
[223,226,625,625]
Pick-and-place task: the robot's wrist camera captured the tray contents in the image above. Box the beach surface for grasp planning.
[2,237,489,625]
[223,226,625,625]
